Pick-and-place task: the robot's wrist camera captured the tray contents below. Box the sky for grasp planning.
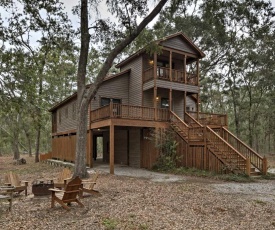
[61,0,275,30]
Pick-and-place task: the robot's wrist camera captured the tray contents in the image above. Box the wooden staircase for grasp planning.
[169,111,267,176]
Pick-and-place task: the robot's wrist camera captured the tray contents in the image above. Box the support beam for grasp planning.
[88,129,93,168]
[169,89,172,111]
[183,55,186,83]
[184,91,187,115]
[110,123,114,174]
[196,59,199,86]
[169,51,172,81]
[154,52,158,121]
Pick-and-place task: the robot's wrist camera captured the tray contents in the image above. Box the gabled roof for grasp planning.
[49,69,131,112]
[116,32,205,68]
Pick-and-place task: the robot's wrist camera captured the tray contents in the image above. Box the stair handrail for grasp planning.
[170,111,189,136]
[206,126,248,174]
[185,112,203,127]
[221,127,265,173]
[170,111,189,127]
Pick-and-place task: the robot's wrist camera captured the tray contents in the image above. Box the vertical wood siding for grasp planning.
[141,128,159,169]
[51,133,89,165]
[129,128,141,167]
[114,130,128,165]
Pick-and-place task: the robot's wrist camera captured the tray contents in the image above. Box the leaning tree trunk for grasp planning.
[73,0,90,178]
[74,0,169,178]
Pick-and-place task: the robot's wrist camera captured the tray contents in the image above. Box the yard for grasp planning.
[1,155,275,230]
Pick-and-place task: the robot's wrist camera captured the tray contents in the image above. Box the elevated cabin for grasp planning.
[49,32,267,176]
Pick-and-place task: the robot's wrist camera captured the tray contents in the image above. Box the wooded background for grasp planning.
[1,0,275,159]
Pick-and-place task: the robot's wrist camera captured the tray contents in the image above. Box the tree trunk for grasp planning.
[74,0,169,178]
[24,129,32,157]
[35,123,41,162]
[73,0,90,178]
[12,131,20,160]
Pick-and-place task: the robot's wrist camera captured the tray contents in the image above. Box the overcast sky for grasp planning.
[61,0,275,30]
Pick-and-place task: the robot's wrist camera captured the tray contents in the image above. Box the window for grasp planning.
[100,97,121,107]
[161,98,169,109]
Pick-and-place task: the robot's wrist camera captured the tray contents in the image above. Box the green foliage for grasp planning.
[151,128,179,171]
[102,218,118,230]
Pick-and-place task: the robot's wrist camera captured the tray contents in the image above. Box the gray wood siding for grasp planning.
[91,74,129,110]
[121,56,143,106]
[186,96,196,112]
[129,128,141,167]
[114,130,128,165]
[156,79,199,93]
[56,98,82,133]
[144,80,199,93]
[161,37,198,55]
[143,89,154,108]
[173,91,184,119]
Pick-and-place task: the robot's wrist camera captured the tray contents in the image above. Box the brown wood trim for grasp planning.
[52,129,77,137]
[169,51,172,82]
[110,123,114,174]
[162,47,198,59]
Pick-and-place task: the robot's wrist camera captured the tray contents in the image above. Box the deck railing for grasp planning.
[206,127,248,174]
[143,67,198,86]
[220,127,267,174]
[188,111,227,127]
[90,104,170,122]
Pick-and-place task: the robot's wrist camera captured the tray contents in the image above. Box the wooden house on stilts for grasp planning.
[49,32,267,176]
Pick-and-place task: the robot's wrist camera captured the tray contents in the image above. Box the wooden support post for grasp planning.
[110,101,113,118]
[88,129,93,168]
[262,156,267,175]
[154,52,158,121]
[203,126,207,170]
[196,93,199,120]
[183,55,186,83]
[184,91,187,117]
[169,51,172,81]
[246,158,251,176]
[169,89,172,111]
[110,123,114,174]
[196,59,199,86]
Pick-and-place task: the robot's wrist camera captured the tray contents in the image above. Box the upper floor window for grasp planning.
[100,97,121,107]
[161,98,169,109]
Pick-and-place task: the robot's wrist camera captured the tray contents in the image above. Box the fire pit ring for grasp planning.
[32,180,54,196]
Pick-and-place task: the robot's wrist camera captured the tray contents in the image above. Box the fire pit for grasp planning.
[32,180,54,196]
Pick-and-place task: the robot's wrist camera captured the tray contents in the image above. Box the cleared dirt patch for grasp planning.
[1,156,275,229]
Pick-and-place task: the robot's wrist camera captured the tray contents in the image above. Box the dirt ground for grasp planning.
[1,155,275,230]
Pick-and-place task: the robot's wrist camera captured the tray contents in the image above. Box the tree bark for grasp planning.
[74,0,169,178]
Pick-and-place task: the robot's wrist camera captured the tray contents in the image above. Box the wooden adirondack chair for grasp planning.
[49,176,84,210]
[4,172,28,196]
[80,171,101,198]
[54,168,72,188]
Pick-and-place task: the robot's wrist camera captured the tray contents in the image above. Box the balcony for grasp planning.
[143,67,198,86]
[90,103,170,122]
